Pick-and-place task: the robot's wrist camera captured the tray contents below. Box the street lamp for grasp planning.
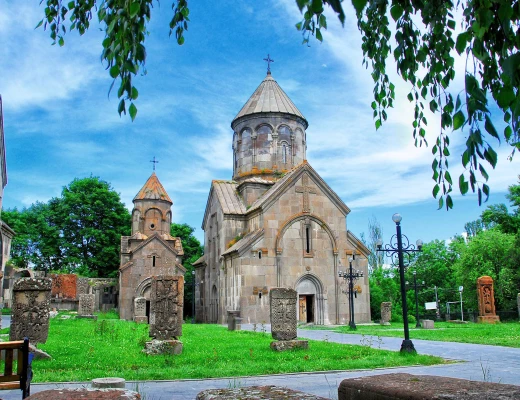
[338,254,364,330]
[376,213,422,353]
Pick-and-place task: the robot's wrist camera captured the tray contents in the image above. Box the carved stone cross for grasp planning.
[295,174,317,213]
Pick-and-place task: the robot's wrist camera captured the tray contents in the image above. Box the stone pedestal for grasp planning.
[380,302,391,325]
[478,315,500,324]
[133,297,147,324]
[270,340,308,352]
[227,310,240,330]
[142,339,183,355]
[133,316,148,324]
[91,377,126,389]
[421,319,434,329]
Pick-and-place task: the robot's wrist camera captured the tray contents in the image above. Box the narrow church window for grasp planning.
[258,251,262,259]
[305,226,310,253]
[282,144,287,164]
[152,256,156,267]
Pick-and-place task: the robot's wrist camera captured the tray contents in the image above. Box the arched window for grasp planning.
[282,144,287,164]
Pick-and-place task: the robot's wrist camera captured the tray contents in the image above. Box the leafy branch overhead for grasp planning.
[296,0,519,209]
[37,0,190,121]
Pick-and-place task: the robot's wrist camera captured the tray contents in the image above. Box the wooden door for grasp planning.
[299,295,307,322]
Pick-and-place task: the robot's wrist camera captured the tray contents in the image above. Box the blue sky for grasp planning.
[0,0,518,245]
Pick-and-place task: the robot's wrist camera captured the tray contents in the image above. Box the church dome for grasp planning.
[231,72,308,183]
[231,72,308,129]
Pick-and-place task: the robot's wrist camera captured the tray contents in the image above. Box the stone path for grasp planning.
[1,323,519,400]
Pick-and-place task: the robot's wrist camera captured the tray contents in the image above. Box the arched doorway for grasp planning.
[295,274,325,325]
[209,285,218,323]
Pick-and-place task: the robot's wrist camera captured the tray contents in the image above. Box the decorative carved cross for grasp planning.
[295,174,317,213]
[150,156,159,171]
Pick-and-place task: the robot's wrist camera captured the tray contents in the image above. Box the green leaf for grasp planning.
[68,1,75,9]
[504,126,512,141]
[479,164,489,181]
[437,196,444,209]
[351,0,368,14]
[483,147,498,168]
[375,119,381,130]
[433,184,440,198]
[484,115,499,141]
[109,65,120,79]
[453,110,465,130]
[130,2,140,18]
[390,4,403,22]
[58,37,65,47]
[446,195,453,209]
[502,53,520,85]
[129,103,137,121]
[459,174,469,195]
[447,19,456,30]
[35,20,44,29]
[316,28,323,42]
[118,99,126,116]
[177,36,185,45]
[319,14,327,29]
[131,86,139,100]
[311,0,324,13]
[445,171,452,185]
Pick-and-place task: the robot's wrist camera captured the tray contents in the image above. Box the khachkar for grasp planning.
[477,276,500,323]
[134,297,148,323]
[380,302,392,325]
[144,275,184,355]
[10,277,52,344]
[77,294,97,320]
[269,288,308,351]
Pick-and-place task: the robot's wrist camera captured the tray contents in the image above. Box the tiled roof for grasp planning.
[238,177,276,186]
[133,172,172,203]
[222,229,264,256]
[232,73,307,126]
[212,180,247,215]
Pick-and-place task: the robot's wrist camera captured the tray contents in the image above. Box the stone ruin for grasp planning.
[10,277,52,344]
[477,276,500,323]
[380,302,391,325]
[143,275,184,355]
[269,288,308,351]
[133,297,148,323]
[77,294,97,320]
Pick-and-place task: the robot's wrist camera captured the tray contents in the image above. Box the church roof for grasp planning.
[232,72,307,127]
[212,180,247,215]
[222,229,264,256]
[133,172,172,203]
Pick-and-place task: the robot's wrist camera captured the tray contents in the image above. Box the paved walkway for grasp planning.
[2,323,519,400]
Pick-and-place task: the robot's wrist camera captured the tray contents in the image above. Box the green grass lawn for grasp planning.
[324,321,520,348]
[23,312,444,382]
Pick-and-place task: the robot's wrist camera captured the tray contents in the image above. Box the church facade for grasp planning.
[193,71,370,325]
[119,172,185,321]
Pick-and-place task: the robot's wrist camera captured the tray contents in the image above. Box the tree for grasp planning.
[57,177,131,277]
[3,203,65,271]
[170,223,203,318]
[361,216,384,273]
[297,0,519,209]
[38,0,519,208]
[480,177,520,234]
[453,229,517,311]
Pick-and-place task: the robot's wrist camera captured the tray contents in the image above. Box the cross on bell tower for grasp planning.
[150,156,159,171]
[263,54,274,74]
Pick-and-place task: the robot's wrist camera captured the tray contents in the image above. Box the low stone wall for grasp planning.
[338,373,520,399]
[197,385,328,399]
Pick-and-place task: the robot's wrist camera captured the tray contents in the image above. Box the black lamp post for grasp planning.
[412,271,425,328]
[191,270,196,324]
[376,213,422,353]
[338,254,364,330]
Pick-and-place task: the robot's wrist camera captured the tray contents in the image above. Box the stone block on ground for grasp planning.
[421,319,434,329]
[92,377,126,389]
[270,340,308,351]
[27,389,140,399]
[142,339,183,355]
[196,385,328,399]
[78,294,96,316]
[338,373,520,400]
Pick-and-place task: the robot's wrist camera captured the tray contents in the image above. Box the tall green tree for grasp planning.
[170,223,203,318]
[57,177,131,277]
[37,0,519,207]
[453,229,517,311]
[481,177,520,234]
[361,216,384,273]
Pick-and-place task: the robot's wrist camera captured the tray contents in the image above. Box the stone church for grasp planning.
[193,71,371,325]
[119,172,185,321]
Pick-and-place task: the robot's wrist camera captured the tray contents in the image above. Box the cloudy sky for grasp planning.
[0,0,518,245]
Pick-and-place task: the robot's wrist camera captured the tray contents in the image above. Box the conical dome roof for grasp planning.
[232,72,308,128]
[133,172,172,203]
